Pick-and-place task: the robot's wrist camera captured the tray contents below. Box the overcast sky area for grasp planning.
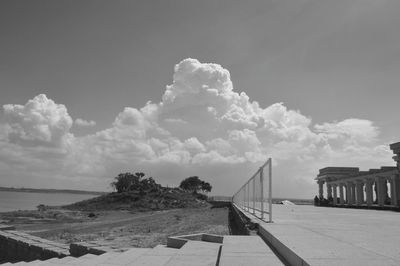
[1,0,400,198]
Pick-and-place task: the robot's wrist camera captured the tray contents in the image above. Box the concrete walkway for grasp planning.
[220,236,283,266]
[257,204,400,266]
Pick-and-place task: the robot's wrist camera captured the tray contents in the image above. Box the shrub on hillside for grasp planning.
[111,172,161,193]
[179,176,212,194]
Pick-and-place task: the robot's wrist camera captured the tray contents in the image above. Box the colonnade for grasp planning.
[318,174,399,207]
[316,142,400,208]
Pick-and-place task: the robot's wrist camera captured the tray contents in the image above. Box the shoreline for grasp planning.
[0,186,105,196]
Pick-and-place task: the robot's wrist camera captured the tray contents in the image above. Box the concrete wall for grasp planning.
[228,204,258,235]
[0,229,69,262]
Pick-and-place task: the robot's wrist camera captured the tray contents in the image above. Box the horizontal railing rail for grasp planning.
[232,158,272,222]
[208,196,232,202]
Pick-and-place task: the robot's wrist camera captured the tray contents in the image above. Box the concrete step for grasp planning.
[50,256,77,264]
[164,240,221,266]
[74,252,121,266]
[150,245,180,255]
[63,254,99,265]
[33,257,62,265]
[219,236,284,266]
[32,256,78,265]
[130,245,180,266]
[96,248,152,265]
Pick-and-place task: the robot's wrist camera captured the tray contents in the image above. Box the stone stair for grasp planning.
[1,235,284,265]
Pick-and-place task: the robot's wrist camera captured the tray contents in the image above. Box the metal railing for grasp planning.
[232,158,272,222]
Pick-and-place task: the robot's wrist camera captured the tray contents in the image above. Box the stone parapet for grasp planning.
[0,230,69,262]
[318,167,359,177]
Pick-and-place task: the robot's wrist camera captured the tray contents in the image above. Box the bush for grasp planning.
[111,172,161,193]
[179,176,212,194]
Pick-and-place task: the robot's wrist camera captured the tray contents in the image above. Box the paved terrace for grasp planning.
[255,204,400,266]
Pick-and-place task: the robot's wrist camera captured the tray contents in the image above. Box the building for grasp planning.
[315,142,400,208]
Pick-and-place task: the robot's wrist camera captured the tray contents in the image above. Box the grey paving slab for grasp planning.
[176,241,221,256]
[131,254,176,266]
[164,255,217,266]
[220,256,283,266]
[220,236,284,266]
[165,241,221,266]
[256,204,400,266]
[305,258,399,266]
[222,235,276,254]
[149,245,180,256]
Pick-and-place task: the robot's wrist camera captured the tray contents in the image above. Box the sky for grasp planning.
[1,0,399,198]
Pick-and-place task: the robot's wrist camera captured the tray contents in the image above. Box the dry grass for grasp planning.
[1,206,229,249]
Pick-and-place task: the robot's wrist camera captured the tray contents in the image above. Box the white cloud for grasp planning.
[0,59,394,198]
[2,94,73,147]
[75,118,96,127]
[315,118,379,145]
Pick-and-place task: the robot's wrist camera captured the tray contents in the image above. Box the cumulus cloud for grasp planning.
[315,118,379,145]
[0,59,394,197]
[2,94,73,147]
[75,118,96,127]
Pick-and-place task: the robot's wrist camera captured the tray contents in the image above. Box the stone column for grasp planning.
[351,183,356,205]
[318,180,324,199]
[383,179,389,204]
[356,180,364,206]
[394,175,399,206]
[346,182,352,205]
[390,177,398,206]
[332,184,338,205]
[339,184,344,205]
[365,179,373,206]
[389,142,400,206]
[376,178,385,206]
[327,184,332,199]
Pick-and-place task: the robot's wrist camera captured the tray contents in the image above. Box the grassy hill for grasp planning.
[63,187,208,212]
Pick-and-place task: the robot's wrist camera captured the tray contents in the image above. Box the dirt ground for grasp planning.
[0,206,230,249]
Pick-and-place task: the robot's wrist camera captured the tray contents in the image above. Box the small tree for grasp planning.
[179,176,212,194]
[111,172,145,193]
[201,181,212,193]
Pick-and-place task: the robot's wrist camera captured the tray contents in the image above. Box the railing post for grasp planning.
[260,167,264,220]
[252,178,255,214]
[268,158,272,223]
[243,186,246,210]
[247,182,250,211]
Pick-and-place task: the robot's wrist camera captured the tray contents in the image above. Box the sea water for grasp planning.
[0,190,96,212]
